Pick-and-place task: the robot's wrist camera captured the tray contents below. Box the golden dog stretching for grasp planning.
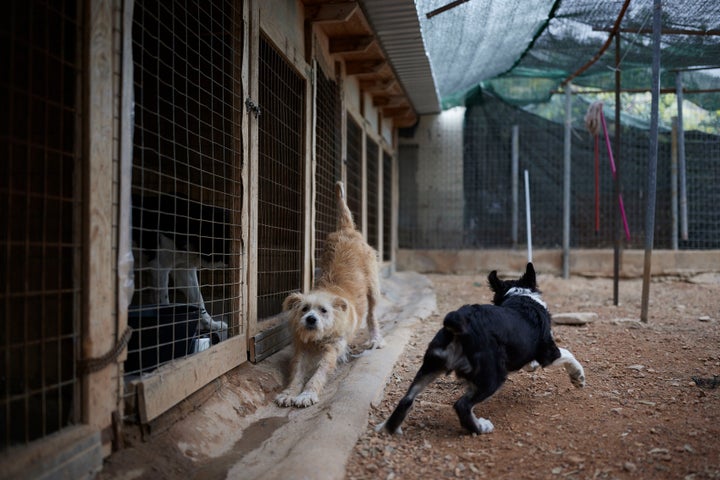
[276,181,385,408]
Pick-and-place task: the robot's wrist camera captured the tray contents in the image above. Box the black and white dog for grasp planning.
[132,193,230,334]
[378,263,584,435]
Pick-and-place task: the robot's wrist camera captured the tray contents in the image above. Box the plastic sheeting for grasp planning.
[416,0,720,111]
[417,0,556,105]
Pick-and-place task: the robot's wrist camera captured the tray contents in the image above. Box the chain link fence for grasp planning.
[400,94,720,250]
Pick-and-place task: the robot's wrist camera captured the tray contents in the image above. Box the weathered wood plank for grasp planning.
[83,0,118,456]
[137,335,247,423]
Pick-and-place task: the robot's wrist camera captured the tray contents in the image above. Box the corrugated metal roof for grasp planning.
[360,0,441,115]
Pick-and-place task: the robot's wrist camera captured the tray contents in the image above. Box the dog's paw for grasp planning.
[566,364,586,388]
[571,371,586,388]
[374,421,402,435]
[275,392,295,407]
[524,360,540,372]
[365,334,386,350]
[475,417,494,434]
[291,391,319,408]
[199,316,228,334]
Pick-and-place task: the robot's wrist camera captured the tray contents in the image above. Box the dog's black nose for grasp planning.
[305,315,317,328]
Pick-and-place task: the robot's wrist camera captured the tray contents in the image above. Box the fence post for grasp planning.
[512,125,519,248]
[641,0,662,323]
[676,71,689,241]
[563,85,572,279]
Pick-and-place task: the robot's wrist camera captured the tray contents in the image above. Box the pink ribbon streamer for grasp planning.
[599,108,631,241]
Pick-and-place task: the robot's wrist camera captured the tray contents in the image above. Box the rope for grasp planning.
[585,102,604,232]
[584,101,603,137]
[78,326,133,375]
[584,101,632,241]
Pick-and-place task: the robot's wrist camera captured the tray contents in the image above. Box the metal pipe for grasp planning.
[676,71,689,240]
[512,125,519,248]
[562,85,572,278]
[613,33,622,306]
[641,0,662,323]
[525,169,532,263]
[671,117,679,250]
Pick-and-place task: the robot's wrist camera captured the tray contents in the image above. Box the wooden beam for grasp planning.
[594,27,720,36]
[305,2,358,24]
[359,78,396,92]
[136,335,247,423]
[393,110,418,128]
[551,87,720,95]
[345,59,385,75]
[329,35,375,54]
[382,105,412,118]
[373,95,407,108]
[425,0,471,19]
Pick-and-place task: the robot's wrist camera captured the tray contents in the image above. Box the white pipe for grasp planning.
[524,169,532,263]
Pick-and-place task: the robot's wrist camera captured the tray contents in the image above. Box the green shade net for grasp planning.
[417,0,720,113]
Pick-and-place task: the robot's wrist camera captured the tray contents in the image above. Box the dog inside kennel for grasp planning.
[127,0,244,376]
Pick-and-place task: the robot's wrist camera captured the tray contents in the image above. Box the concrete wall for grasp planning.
[398,249,720,278]
[399,107,465,242]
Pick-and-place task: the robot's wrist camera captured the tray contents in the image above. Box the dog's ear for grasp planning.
[521,262,537,288]
[332,296,349,312]
[488,270,502,292]
[283,292,304,311]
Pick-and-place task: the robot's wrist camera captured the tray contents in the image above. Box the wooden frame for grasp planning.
[83,0,119,457]
[120,0,249,423]
[246,1,313,361]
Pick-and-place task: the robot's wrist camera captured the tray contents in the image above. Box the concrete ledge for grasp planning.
[397,249,720,277]
[96,271,438,480]
[1,425,102,480]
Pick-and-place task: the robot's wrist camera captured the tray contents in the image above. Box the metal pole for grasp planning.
[671,117,679,250]
[613,33,622,306]
[511,125,519,248]
[562,85,572,279]
[524,169,532,263]
[676,71,689,240]
[641,0,662,323]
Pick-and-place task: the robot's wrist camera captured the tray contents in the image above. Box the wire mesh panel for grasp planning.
[398,145,419,248]
[366,139,379,249]
[400,93,720,251]
[0,0,82,451]
[346,116,363,230]
[256,35,305,319]
[382,151,392,261]
[463,94,665,250]
[129,0,243,376]
[314,67,341,264]
[680,131,720,249]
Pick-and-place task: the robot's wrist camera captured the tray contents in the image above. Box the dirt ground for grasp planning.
[346,273,720,480]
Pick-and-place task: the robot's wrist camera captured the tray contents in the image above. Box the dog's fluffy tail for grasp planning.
[335,181,356,231]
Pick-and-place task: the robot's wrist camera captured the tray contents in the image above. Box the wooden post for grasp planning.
[83,0,118,455]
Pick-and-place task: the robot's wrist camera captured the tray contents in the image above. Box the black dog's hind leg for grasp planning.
[454,370,506,434]
[377,359,445,434]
